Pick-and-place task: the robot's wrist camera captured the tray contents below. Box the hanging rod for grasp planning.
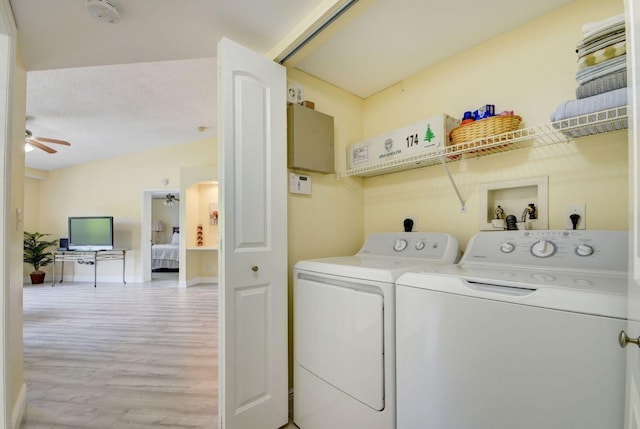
[276,0,360,64]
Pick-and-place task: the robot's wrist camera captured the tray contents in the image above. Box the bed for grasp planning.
[152,227,179,271]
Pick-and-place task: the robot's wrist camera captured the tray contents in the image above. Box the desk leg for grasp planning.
[51,256,56,287]
[122,250,127,284]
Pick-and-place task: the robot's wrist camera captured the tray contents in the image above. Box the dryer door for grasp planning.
[295,274,384,410]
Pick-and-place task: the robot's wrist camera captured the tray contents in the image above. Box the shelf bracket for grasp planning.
[440,157,466,212]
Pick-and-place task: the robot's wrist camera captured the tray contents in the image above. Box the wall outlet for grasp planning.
[565,203,586,230]
[403,215,418,232]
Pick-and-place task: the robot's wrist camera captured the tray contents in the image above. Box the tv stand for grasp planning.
[52,249,127,287]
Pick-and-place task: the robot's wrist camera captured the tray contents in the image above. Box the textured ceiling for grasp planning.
[26,58,217,171]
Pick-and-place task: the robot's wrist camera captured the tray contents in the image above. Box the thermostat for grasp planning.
[289,173,311,195]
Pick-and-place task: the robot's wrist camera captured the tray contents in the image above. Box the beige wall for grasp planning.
[184,182,218,282]
[179,165,217,286]
[24,138,216,281]
[360,0,627,250]
[285,68,365,384]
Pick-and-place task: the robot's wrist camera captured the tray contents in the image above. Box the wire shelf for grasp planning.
[336,106,628,179]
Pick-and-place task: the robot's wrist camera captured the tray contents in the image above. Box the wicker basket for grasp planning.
[449,115,522,145]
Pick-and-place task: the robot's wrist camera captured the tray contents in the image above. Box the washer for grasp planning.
[396,230,628,429]
[293,232,460,429]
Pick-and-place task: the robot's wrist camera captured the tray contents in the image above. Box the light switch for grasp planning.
[289,173,311,195]
[16,208,22,231]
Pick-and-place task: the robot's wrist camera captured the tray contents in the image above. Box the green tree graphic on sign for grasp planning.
[424,125,435,142]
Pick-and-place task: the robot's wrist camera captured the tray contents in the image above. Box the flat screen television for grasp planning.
[68,216,114,251]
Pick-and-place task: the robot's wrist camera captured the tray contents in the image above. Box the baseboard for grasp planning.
[184,277,218,288]
[12,382,26,429]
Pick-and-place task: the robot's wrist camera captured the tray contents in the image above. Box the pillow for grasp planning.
[171,232,179,245]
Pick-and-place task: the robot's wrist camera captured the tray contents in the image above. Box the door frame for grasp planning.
[0,0,18,426]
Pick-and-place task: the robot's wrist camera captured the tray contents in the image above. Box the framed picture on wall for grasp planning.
[210,203,218,225]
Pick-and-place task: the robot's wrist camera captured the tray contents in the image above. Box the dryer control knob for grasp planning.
[531,239,556,258]
[575,244,594,256]
[500,242,515,253]
[415,241,426,250]
[394,239,408,252]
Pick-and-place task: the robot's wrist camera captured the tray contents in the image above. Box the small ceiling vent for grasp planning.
[86,0,121,24]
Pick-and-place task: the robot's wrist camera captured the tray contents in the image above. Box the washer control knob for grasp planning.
[575,244,594,257]
[531,240,556,258]
[500,242,515,253]
[394,239,408,252]
[574,278,593,287]
[531,273,556,282]
[415,241,426,250]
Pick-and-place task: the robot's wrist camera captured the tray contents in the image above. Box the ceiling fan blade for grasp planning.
[28,139,57,154]
[36,137,71,146]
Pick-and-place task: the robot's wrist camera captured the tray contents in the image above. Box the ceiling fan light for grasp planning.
[24,143,35,153]
[163,193,179,206]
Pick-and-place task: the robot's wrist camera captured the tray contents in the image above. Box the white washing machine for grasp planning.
[396,230,628,429]
[293,232,461,429]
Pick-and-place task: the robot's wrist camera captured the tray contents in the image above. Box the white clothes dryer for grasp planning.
[396,230,628,429]
[293,232,461,429]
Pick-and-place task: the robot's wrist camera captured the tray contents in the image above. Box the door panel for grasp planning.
[218,37,288,429]
[295,276,384,410]
[233,74,268,248]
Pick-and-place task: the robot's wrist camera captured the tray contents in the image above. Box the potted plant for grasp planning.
[23,231,58,284]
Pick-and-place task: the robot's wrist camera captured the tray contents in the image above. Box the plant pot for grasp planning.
[29,272,46,284]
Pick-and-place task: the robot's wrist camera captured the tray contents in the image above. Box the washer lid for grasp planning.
[397,267,627,319]
[295,255,450,283]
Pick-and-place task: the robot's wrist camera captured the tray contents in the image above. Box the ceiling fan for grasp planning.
[25,129,71,154]
[163,193,180,206]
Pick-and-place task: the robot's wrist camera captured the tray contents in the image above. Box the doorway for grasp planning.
[151,192,180,281]
[141,188,180,283]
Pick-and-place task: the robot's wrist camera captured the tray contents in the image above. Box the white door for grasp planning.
[217,37,288,429]
[626,1,640,428]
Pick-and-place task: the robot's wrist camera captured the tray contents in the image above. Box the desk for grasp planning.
[52,250,127,287]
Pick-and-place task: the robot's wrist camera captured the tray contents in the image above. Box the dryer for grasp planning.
[293,232,460,429]
[396,230,628,429]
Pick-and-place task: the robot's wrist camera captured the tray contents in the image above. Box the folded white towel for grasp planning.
[582,13,625,39]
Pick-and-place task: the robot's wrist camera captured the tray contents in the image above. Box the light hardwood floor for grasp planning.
[21,277,218,428]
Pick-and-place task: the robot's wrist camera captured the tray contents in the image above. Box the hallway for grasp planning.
[20,279,218,428]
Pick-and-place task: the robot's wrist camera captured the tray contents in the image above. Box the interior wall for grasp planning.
[24,137,216,282]
[285,68,365,386]
[23,177,40,232]
[360,0,627,249]
[179,165,217,286]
